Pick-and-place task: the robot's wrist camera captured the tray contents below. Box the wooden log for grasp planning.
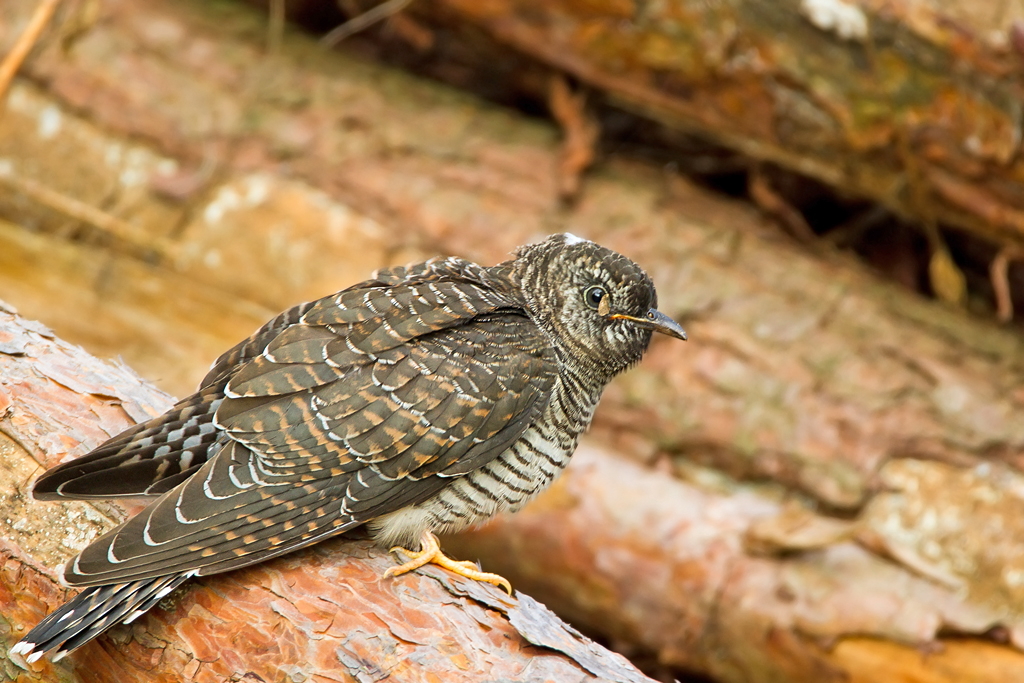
[398,0,1024,252]
[444,446,1024,683]
[0,306,654,683]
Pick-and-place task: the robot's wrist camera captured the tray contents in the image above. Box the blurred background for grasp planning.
[4,0,1024,681]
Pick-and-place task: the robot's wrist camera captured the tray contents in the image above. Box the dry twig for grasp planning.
[0,0,61,103]
[0,170,173,258]
[549,75,599,202]
[267,0,286,54]
[747,165,817,241]
[322,0,414,47]
[991,246,1024,322]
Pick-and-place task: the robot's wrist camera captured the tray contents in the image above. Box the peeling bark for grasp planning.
[444,447,1024,683]
[398,0,1024,251]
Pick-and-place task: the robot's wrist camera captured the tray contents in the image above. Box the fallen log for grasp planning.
[394,0,1024,254]
[445,446,1024,683]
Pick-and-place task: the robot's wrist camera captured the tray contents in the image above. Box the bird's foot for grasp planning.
[384,530,512,594]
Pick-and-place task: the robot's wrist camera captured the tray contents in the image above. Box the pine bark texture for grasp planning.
[405,0,1024,251]
[3,0,1024,682]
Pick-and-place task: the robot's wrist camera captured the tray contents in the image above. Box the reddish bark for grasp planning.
[446,446,1024,683]
[402,0,1024,251]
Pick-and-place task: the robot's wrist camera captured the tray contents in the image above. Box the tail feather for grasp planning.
[11,573,193,662]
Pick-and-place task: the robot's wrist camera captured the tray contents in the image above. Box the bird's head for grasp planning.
[511,233,686,378]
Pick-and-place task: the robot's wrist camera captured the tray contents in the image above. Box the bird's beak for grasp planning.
[609,309,687,341]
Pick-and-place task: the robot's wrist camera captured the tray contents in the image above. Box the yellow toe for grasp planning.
[384,531,512,594]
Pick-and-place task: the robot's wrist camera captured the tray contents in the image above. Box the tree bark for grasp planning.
[398,0,1024,252]
[445,446,1024,683]
[3,0,1024,681]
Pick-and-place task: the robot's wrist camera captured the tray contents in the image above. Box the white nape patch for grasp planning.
[562,232,589,245]
[800,0,868,40]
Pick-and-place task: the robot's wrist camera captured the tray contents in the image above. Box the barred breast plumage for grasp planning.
[13,232,686,662]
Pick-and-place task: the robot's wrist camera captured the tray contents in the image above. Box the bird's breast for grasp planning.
[370,371,602,548]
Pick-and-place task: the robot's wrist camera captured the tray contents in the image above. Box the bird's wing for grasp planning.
[31,257,502,499]
[32,302,317,500]
[63,277,558,586]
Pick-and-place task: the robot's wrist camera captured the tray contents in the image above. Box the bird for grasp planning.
[12,232,686,662]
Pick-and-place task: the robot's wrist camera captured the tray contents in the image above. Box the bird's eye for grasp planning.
[584,286,606,310]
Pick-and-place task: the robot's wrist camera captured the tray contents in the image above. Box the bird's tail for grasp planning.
[10,572,194,662]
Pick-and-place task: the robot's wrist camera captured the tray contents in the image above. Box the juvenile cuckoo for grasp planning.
[14,233,686,661]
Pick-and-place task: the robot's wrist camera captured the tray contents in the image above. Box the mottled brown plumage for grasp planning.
[14,233,685,661]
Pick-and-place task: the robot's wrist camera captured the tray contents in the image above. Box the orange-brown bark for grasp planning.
[445,446,1024,683]
[402,0,1024,252]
